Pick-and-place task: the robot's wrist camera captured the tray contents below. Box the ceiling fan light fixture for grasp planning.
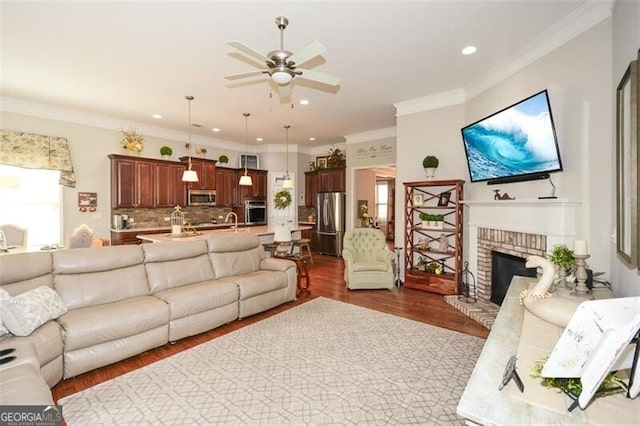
[272,70,293,85]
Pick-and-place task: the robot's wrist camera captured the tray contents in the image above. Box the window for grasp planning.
[376,181,389,221]
[0,165,62,246]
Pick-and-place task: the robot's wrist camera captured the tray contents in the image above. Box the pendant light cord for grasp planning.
[284,125,290,176]
[186,95,194,170]
[243,113,250,175]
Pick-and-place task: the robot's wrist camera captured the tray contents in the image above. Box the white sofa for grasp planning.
[0,233,297,405]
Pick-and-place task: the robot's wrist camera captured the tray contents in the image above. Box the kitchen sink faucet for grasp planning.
[225,212,238,232]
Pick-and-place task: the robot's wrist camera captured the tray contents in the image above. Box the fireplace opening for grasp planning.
[491,251,537,305]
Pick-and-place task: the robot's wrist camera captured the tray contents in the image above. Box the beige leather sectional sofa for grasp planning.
[0,233,296,406]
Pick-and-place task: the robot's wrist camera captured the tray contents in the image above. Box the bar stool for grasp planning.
[292,238,313,264]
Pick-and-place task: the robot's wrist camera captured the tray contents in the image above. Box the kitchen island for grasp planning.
[137,225,312,244]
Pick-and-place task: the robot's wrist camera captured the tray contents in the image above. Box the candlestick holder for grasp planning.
[571,254,593,299]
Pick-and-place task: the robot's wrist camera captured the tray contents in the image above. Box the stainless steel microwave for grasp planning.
[188,189,216,206]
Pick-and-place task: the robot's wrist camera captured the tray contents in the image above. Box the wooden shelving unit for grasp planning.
[403,179,464,295]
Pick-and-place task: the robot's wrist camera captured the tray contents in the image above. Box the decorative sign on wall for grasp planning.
[355,143,394,161]
[78,192,97,212]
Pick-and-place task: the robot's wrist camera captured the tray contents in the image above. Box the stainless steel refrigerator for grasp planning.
[316,192,346,256]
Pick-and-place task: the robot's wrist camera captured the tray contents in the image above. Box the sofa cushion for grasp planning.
[1,286,67,337]
[57,295,169,351]
[143,241,216,293]
[154,279,238,320]
[0,251,53,295]
[207,234,264,279]
[234,270,289,300]
[352,260,389,272]
[53,245,149,310]
[0,288,10,336]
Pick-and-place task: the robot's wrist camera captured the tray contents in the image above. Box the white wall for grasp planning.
[354,169,376,225]
[611,0,640,296]
[396,18,639,295]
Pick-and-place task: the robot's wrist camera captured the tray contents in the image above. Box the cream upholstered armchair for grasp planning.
[342,228,395,290]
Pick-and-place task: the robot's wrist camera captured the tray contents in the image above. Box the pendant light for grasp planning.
[239,112,253,186]
[181,95,199,182]
[282,124,293,189]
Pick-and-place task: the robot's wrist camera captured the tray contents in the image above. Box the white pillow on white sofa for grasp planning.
[0,286,67,336]
[0,288,10,336]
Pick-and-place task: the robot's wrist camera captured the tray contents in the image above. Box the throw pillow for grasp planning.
[1,286,67,337]
[0,288,10,336]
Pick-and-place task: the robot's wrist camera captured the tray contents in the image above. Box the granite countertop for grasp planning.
[111,223,237,233]
[137,225,312,243]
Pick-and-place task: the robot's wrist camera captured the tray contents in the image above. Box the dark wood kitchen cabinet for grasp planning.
[304,171,318,207]
[179,157,216,190]
[304,167,345,207]
[215,167,238,207]
[318,167,345,192]
[154,162,186,207]
[109,155,154,208]
[238,169,268,201]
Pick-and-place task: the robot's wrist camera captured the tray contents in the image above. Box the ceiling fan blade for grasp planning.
[278,83,292,98]
[225,70,267,81]
[297,68,340,86]
[227,40,271,63]
[288,40,326,66]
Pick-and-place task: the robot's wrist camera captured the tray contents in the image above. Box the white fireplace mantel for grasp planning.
[463,199,583,242]
[463,199,583,285]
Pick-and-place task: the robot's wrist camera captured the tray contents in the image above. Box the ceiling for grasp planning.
[1,1,601,150]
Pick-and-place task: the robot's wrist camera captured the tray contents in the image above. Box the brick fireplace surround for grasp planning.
[444,199,580,329]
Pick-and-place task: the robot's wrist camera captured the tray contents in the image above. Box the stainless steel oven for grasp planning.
[245,200,266,225]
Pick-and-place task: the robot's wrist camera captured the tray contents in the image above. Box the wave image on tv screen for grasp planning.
[462,91,561,182]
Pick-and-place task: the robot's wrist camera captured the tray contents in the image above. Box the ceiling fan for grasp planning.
[225,16,340,97]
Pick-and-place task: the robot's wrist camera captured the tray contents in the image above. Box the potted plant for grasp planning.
[423,155,439,179]
[434,214,445,229]
[419,212,432,229]
[417,256,427,271]
[218,155,229,165]
[547,244,576,286]
[160,146,172,159]
[196,147,207,156]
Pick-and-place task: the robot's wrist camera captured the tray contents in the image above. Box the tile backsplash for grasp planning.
[113,206,233,228]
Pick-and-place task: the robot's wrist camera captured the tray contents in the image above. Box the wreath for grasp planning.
[274,190,292,210]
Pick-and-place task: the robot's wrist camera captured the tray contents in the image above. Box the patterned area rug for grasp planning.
[59,297,485,425]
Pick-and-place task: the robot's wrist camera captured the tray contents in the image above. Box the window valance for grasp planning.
[0,130,76,187]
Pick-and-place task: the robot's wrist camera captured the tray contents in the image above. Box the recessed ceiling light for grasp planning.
[256,137,263,142]
[309,137,316,141]
[462,46,477,55]
[211,128,220,132]
[299,99,310,105]
[152,114,162,119]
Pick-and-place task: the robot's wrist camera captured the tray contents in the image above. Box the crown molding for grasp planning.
[394,89,466,117]
[345,127,396,144]
[464,0,614,99]
[0,96,248,152]
[394,0,614,116]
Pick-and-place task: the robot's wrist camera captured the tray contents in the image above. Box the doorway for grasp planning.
[354,167,396,241]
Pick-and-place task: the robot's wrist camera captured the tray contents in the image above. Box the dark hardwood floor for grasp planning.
[52,253,488,402]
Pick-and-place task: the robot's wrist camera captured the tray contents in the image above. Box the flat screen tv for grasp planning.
[461,90,563,185]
